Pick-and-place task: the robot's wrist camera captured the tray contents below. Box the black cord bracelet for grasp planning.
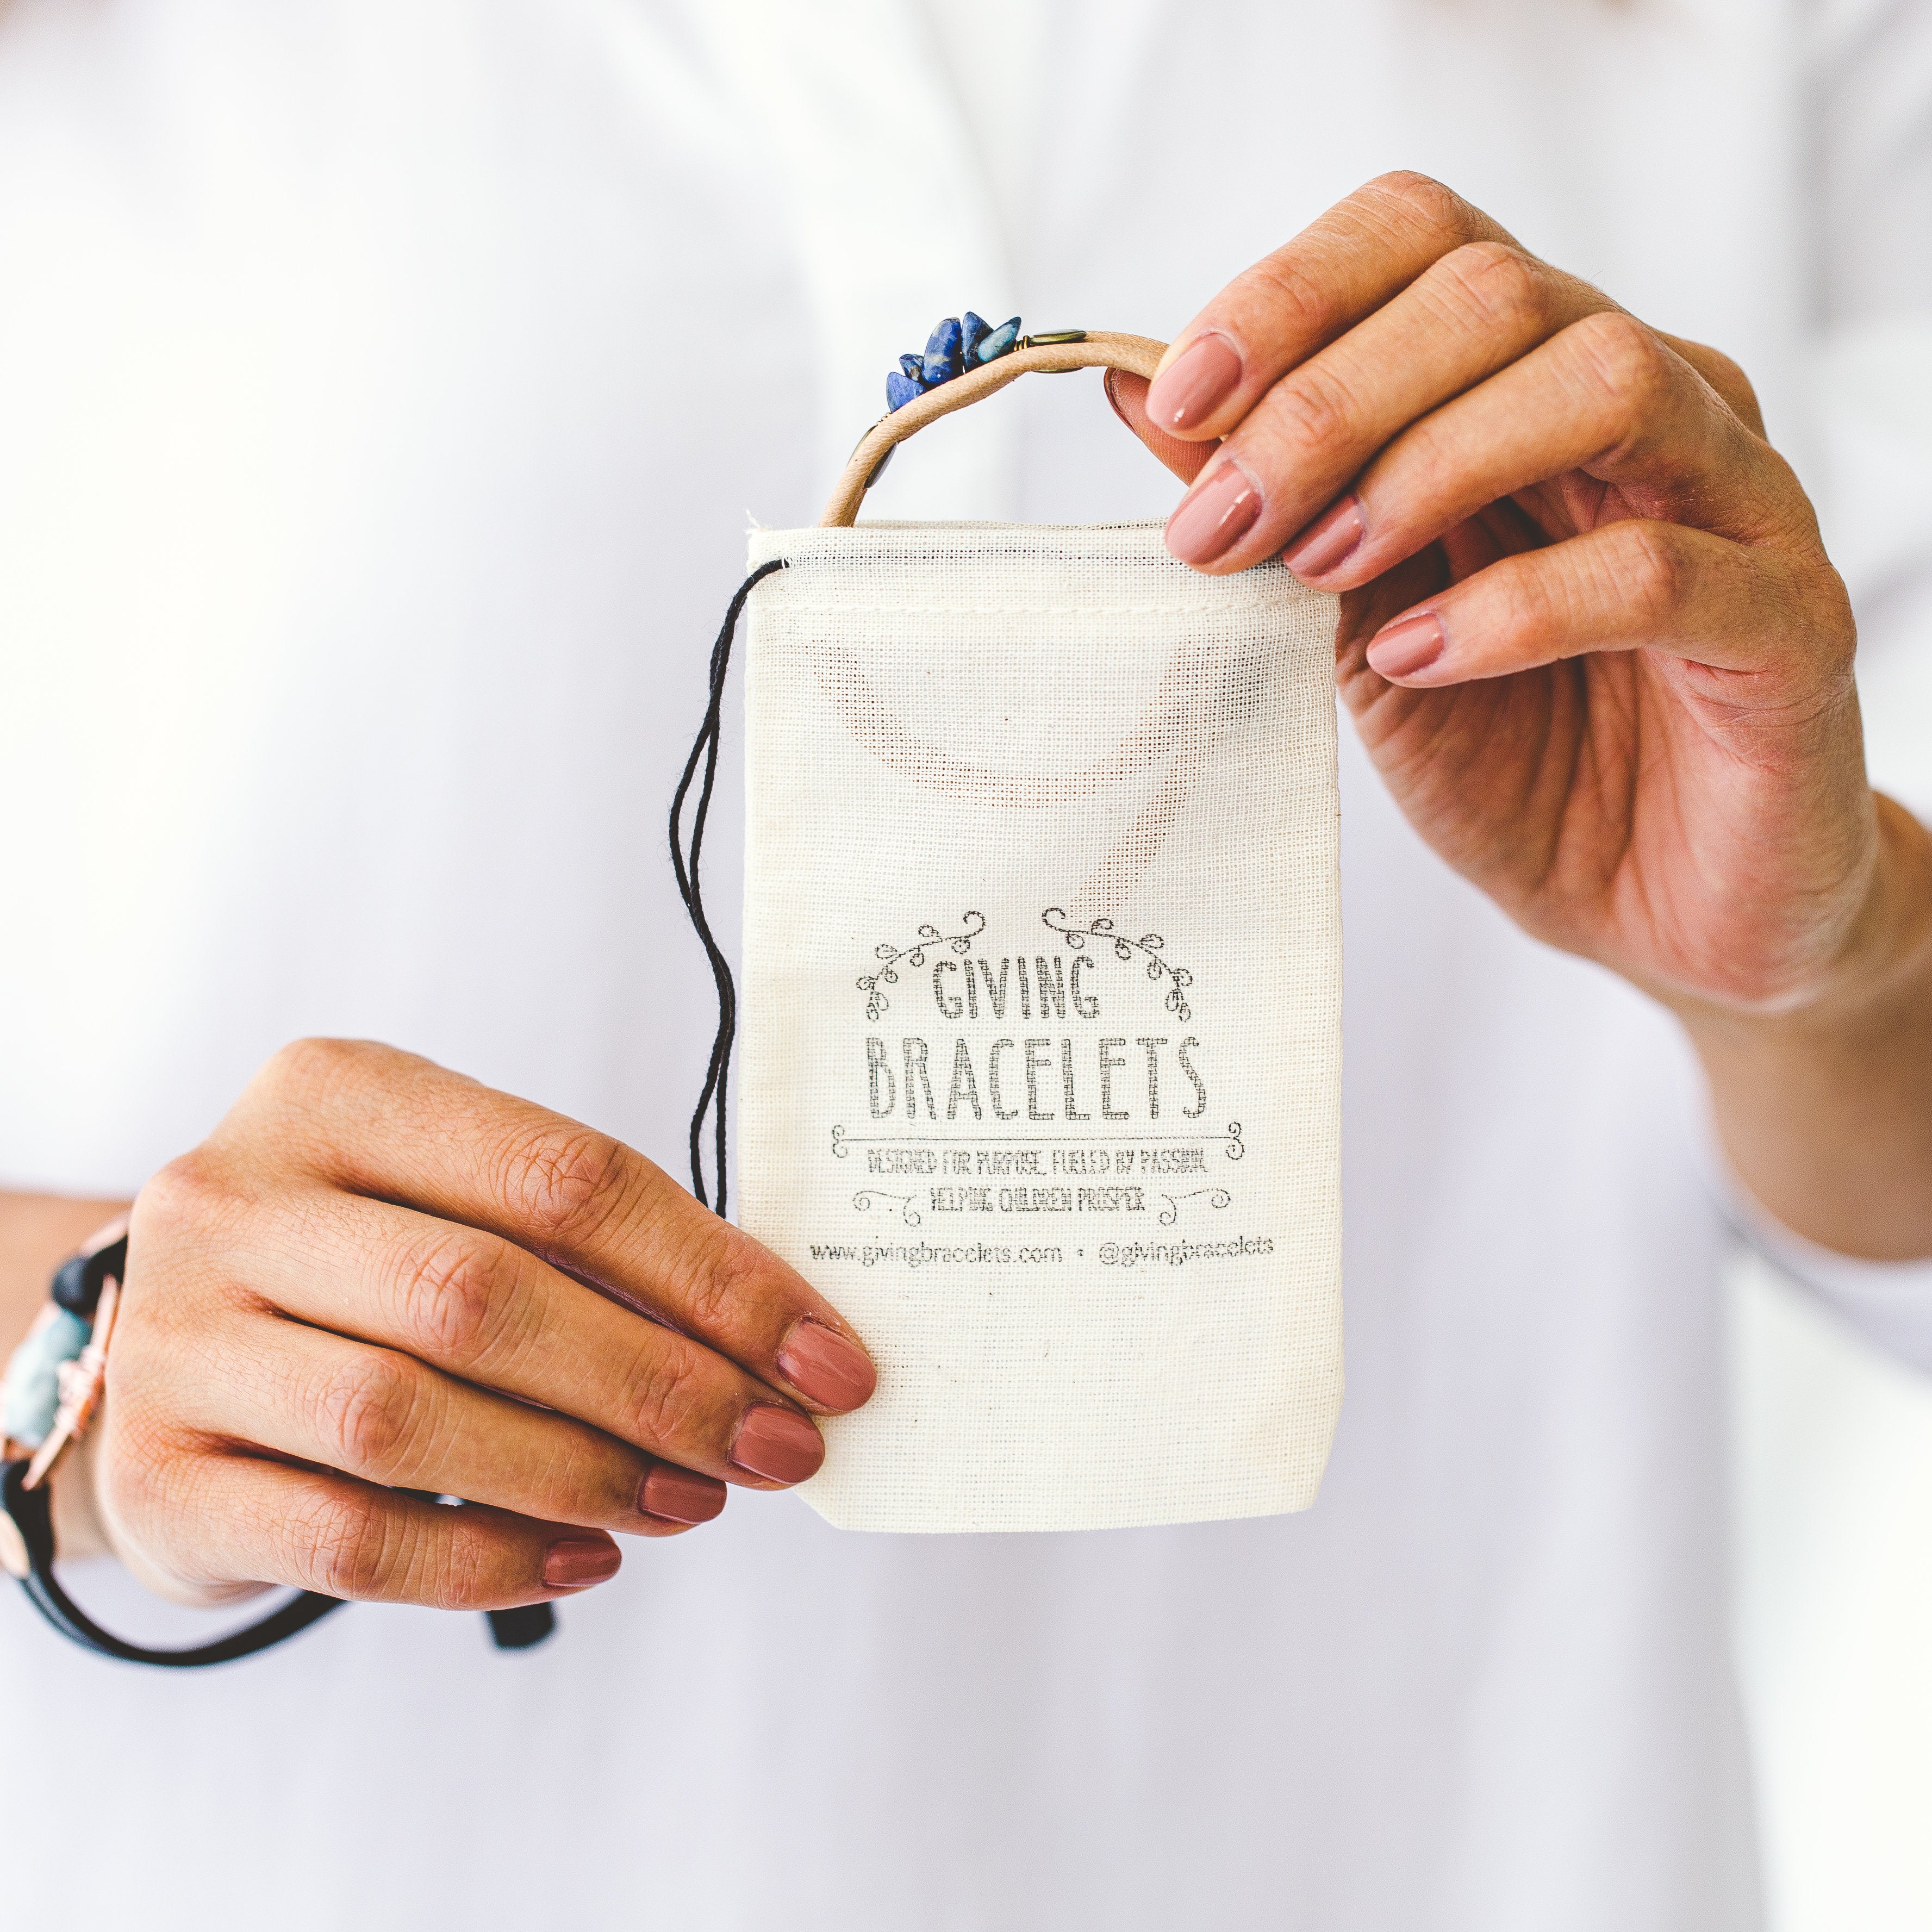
[3,1458,348,1666]
[2,1461,556,1663]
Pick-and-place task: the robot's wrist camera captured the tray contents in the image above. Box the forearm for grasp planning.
[1675,794,1932,1261]
[1,1188,132,1354]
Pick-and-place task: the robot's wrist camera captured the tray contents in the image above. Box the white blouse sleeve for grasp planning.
[1808,0,1932,822]
[1723,1169,1932,1374]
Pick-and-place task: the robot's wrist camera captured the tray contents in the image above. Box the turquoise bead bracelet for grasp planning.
[1,1304,91,1451]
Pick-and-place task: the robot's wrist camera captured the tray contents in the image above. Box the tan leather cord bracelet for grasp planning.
[820,329,1166,526]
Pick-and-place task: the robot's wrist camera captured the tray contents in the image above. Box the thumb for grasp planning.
[1104,369,1217,485]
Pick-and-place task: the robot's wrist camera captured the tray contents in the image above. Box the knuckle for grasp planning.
[129,1155,258,1296]
[398,1230,523,1364]
[417,1518,494,1612]
[1235,251,1336,346]
[1691,342,1762,430]
[679,1227,766,1335]
[133,1150,226,1239]
[1259,362,1360,462]
[1610,521,1691,622]
[291,1486,488,1610]
[495,1123,632,1247]
[1438,241,1550,331]
[239,1038,404,1168]
[1368,170,1481,242]
[547,1429,631,1516]
[1572,310,1672,414]
[257,1035,365,1101]
[1486,559,1562,643]
[1806,557,1857,662]
[293,1488,399,1600]
[622,1343,709,1450]
[313,1349,437,1480]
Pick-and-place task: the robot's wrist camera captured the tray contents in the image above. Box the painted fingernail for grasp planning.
[1146,333,1242,431]
[777,1318,876,1411]
[638,1463,727,1525]
[1281,495,1364,581]
[1366,610,1447,680]
[1165,458,1263,567]
[543,1535,621,1588]
[730,1404,825,1485]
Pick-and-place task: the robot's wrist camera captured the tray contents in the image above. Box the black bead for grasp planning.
[50,1236,128,1318]
[488,1604,557,1649]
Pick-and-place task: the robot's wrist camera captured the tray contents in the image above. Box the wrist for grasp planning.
[1,1192,133,1358]
[1674,792,1932,1260]
[1802,793,1932,1025]
[1671,792,1932,1047]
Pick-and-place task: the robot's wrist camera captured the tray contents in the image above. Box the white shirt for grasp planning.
[2,3,1930,1928]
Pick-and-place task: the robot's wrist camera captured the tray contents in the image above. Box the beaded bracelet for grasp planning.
[1,1216,132,1494]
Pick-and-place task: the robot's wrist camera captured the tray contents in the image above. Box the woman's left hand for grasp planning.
[1109,171,1932,1257]
[1110,170,1931,1026]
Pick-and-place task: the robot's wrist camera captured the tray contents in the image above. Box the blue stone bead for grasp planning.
[1,1306,90,1449]
[923,316,964,385]
[886,369,925,412]
[975,316,1021,362]
[899,353,925,381]
[961,311,991,363]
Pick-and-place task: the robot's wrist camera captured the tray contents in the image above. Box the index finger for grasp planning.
[1145,172,1519,440]
[227,1039,876,1415]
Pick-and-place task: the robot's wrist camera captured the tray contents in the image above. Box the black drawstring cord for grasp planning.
[670,557,787,1218]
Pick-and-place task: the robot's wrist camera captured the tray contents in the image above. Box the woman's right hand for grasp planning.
[83,1039,875,1608]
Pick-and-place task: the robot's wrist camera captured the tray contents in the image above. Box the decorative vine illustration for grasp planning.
[852,1189,923,1227]
[1040,908,1195,1021]
[857,909,986,1020]
[1158,1187,1232,1225]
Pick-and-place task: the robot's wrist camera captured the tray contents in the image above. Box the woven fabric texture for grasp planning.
[740,522,1342,1531]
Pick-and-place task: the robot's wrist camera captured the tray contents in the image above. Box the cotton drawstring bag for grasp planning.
[676,329,1342,1532]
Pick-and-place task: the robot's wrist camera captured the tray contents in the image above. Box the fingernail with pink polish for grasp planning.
[1281,495,1365,581]
[730,1404,825,1485]
[777,1318,876,1411]
[543,1536,621,1588]
[638,1463,726,1525]
[1366,611,1447,681]
[1165,459,1263,568]
[1146,333,1243,431]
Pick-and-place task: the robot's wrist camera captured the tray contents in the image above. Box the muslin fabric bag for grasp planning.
[729,333,1342,1532]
